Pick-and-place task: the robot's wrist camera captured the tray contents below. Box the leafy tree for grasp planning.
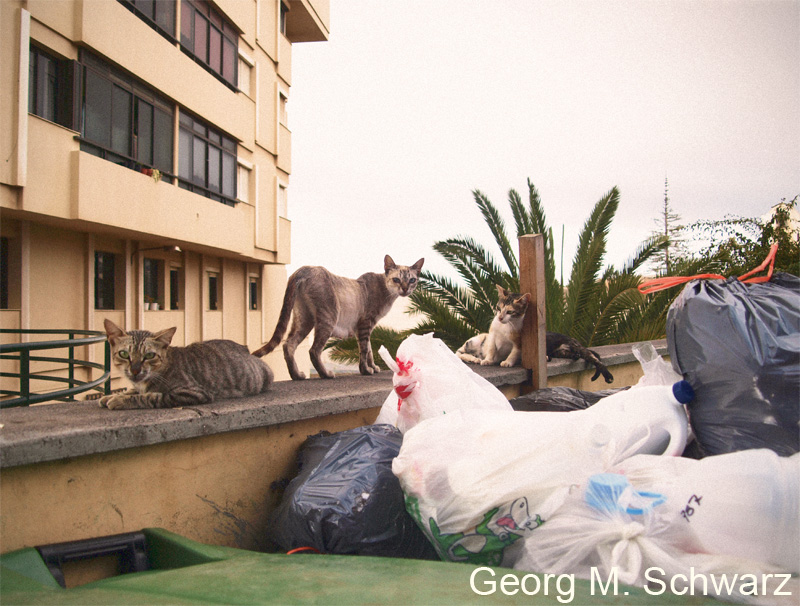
[685,195,800,277]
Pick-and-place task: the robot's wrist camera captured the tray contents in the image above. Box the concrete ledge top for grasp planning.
[0,340,665,468]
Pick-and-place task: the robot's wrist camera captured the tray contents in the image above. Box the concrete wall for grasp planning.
[0,410,376,554]
[0,343,663,555]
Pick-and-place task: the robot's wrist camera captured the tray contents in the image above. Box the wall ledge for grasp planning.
[0,340,665,468]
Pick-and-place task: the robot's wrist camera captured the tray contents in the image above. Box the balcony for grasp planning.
[73,151,255,257]
[0,329,111,408]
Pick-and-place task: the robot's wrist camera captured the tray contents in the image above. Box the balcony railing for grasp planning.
[0,330,111,408]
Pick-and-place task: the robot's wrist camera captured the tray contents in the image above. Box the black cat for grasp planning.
[546,332,614,383]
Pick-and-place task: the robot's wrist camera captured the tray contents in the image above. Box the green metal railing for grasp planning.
[0,329,111,408]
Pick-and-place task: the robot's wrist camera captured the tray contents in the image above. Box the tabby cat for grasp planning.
[456,285,531,367]
[252,255,424,380]
[100,319,273,410]
[546,332,614,383]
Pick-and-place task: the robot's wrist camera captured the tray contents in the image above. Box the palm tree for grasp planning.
[327,179,705,367]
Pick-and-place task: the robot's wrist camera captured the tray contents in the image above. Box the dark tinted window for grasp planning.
[180,0,238,89]
[178,111,237,206]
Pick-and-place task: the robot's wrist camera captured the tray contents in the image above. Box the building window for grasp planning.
[79,51,174,180]
[28,45,78,130]
[278,184,288,218]
[249,277,259,310]
[143,258,162,309]
[237,162,250,203]
[117,0,176,41]
[280,1,288,36]
[0,237,9,309]
[0,236,21,310]
[169,268,181,310]
[178,111,237,206]
[279,91,288,126]
[180,0,238,89]
[94,251,117,310]
[208,272,220,310]
[238,54,252,97]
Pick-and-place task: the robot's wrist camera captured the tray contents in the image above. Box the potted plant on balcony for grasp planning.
[140,167,162,183]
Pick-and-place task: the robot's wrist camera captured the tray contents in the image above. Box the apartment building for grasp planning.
[0,0,329,386]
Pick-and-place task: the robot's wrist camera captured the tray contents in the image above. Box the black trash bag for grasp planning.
[666,272,800,456]
[510,386,626,412]
[268,424,439,560]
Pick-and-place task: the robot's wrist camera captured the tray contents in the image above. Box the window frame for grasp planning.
[0,236,21,311]
[208,272,220,311]
[178,110,237,207]
[28,44,79,130]
[117,0,177,43]
[248,277,260,311]
[94,251,118,311]
[1,237,9,310]
[143,258,163,310]
[79,51,175,180]
[180,0,238,91]
[169,267,182,310]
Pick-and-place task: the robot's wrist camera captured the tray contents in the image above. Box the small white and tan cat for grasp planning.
[456,285,531,368]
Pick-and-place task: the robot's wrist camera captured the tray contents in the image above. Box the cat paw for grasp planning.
[480,359,494,366]
[500,360,515,368]
[457,353,480,364]
[100,395,129,410]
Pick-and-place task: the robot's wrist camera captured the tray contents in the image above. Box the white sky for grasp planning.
[285,0,799,283]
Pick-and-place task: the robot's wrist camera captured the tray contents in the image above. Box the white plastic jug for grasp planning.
[580,381,693,457]
[620,449,800,572]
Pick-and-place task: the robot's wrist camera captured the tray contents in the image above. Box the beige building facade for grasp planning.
[1,0,329,388]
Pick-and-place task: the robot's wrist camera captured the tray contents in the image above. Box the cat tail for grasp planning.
[251,271,300,357]
[584,349,614,384]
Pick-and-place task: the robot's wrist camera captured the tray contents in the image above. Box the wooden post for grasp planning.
[519,234,547,389]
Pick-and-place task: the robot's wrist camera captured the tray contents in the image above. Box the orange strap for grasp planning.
[287,546,322,555]
[638,244,778,295]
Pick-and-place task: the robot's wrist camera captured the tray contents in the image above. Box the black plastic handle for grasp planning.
[36,531,149,588]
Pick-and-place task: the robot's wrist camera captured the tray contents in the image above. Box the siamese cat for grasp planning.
[253,255,424,379]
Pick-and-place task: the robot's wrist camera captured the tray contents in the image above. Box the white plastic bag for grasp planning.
[517,469,799,606]
[392,386,690,569]
[374,333,511,433]
[632,341,683,387]
[614,450,800,573]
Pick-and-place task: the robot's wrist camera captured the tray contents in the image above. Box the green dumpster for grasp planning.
[0,528,737,605]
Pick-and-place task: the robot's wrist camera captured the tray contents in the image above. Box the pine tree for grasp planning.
[650,177,685,274]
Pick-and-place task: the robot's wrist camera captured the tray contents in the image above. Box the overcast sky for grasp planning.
[285,0,799,284]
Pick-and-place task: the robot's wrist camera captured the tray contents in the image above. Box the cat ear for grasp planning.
[103,319,126,344]
[411,258,425,272]
[495,284,507,296]
[521,293,532,304]
[384,255,397,274]
[152,326,177,348]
